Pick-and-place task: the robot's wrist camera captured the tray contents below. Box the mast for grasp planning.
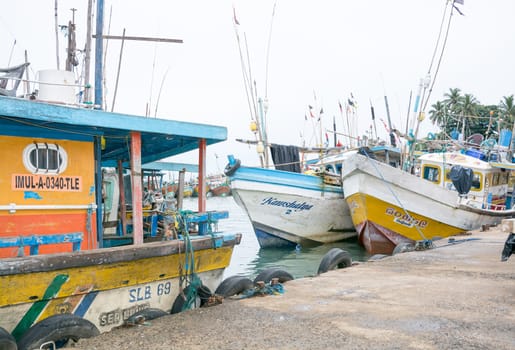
[94,0,104,108]
[83,0,93,103]
[65,8,78,72]
[54,0,60,70]
[369,99,378,141]
[384,95,395,147]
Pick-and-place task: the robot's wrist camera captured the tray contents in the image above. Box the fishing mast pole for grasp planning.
[384,95,395,147]
[83,0,93,103]
[94,0,104,108]
[370,99,378,141]
[54,0,60,70]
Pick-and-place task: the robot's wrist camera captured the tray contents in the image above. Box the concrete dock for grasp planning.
[77,227,515,349]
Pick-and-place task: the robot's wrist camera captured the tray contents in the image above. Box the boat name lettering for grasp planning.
[385,207,427,228]
[99,303,150,326]
[260,197,313,211]
[129,282,172,303]
[12,174,82,192]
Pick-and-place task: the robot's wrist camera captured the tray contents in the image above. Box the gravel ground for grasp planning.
[74,227,515,350]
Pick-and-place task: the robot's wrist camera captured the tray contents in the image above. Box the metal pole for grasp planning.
[94,0,104,108]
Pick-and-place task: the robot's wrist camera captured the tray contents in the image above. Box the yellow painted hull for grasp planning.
[347,192,464,254]
[0,237,239,339]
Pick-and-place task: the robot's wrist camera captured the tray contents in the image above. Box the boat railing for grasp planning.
[0,232,83,256]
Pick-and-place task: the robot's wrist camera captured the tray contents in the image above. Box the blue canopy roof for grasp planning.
[0,96,227,167]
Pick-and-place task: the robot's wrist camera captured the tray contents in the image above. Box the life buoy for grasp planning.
[253,268,294,284]
[171,284,212,314]
[224,158,241,176]
[317,248,352,274]
[16,314,99,350]
[0,326,17,350]
[427,132,435,140]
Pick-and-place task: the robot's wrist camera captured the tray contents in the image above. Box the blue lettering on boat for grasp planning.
[260,197,314,211]
[129,285,152,302]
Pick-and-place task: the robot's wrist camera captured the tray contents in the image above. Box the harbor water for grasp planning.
[183,196,370,280]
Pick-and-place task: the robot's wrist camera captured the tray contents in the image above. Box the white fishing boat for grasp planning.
[342,150,515,254]
[224,150,361,248]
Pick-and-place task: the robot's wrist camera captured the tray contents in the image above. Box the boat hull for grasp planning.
[0,234,240,338]
[229,166,355,248]
[343,155,513,254]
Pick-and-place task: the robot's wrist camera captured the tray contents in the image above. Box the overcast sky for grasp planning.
[1,0,514,174]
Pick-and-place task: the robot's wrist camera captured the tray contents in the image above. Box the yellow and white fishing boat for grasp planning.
[342,151,515,254]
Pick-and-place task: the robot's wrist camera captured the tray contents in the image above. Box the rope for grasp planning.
[360,150,430,244]
[175,210,202,311]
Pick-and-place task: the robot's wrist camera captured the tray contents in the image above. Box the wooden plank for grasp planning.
[0,234,241,275]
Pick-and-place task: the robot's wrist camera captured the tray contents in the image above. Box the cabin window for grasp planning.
[492,173,500,186]
[444,169,482,191]
[500,171,509,185]
[23,142,68,174]
[471,173,481,190]
[422,166,440,183]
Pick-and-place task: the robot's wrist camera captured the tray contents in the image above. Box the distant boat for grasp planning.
[208,174,231,197]
[342,150,515,254]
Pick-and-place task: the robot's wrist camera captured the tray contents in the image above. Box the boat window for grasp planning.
[471,173,481,189]
[23,142,68,174]
[499,171,509,185]
[492,173,500,186]
[422,165,440,183]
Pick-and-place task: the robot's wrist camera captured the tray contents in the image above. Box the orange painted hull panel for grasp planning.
[0,212,97,258]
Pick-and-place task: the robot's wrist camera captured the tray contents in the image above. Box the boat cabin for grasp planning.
[418,152,513,210]
[0,95,227,258]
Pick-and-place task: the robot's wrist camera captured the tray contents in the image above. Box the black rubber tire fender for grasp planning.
[0,326,17,350]
[392,242,415,255]
[253,268,294,284]
[368,254,389,261]
[170,284,212,314]
[16,314,99,350]
[317,248,352,275]
[214,275,254,297]
[125,308,168,324]
[224,159,241,176]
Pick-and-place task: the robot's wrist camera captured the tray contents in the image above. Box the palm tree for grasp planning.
[443,88,464,137]
[499,95,515,126]
[428,101,446,127]
[499,95,515,150]
[460,93,479,138]
[443,88,463,114]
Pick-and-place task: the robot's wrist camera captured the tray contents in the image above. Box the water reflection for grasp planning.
[246,237,370,279]
[183,197,370,280]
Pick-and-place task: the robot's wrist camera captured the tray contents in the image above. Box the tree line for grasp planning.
[428,88,515,141]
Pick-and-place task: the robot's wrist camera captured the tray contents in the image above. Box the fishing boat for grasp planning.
[0,11,240,350]
[208,174,231,197]
[0,92,240,349]
[225,149,359,248]
[341,150,515,254]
